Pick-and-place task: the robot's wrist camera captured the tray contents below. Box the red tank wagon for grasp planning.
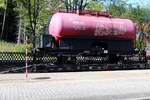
[49,10,136,41]
[49,12,136,40]
[43,10,136,56]
[35,9,147,70]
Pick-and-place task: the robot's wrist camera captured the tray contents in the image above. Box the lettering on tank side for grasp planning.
[94,20,127,36]
[112,21,127,35]
[71,20,87,31]
[95,21,111,36]
[69,18,73,21]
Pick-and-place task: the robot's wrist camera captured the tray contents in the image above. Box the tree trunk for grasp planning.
[17,4,22,44]
[0,0,8,40]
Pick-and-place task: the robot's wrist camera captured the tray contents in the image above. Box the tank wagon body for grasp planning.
[44,10,136,56]
[49,12,136,41]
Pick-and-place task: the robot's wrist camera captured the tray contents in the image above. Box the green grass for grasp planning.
[0,41,33,52]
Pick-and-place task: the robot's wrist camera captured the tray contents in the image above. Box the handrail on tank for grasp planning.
[52,8,110,17]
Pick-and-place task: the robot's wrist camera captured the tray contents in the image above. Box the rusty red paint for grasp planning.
[49,12,136,41]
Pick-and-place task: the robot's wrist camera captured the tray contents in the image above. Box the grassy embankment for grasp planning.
[0,41,33,52]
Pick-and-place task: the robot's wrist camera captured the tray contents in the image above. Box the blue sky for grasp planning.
[127,0,150,8]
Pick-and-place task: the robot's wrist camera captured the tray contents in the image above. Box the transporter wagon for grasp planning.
[35,9,147,71]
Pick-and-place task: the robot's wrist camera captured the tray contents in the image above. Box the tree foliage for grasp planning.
[20,0,44,37]
[0,0,5,8]
[60,0,90,10]
[0,0,18,42]
[106,0,127,16]
[0,0,150,50]
[86,0,103,11]
[122,5,150,50]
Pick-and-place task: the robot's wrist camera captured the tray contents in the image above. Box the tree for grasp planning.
[60,0,90,10]
[17,0,64,43]
[44,0,62,12]
[123,5,150,50]
[0,0,19,42]
[0,0,7,40]
[0,0,5,8]
[86,0,104,11]
[107,0,127,16]
[19,0,45,47]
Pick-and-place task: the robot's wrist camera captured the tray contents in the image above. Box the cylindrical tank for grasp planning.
[49,12,136,41]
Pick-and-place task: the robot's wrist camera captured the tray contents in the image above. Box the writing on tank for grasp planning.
[72,21,87,31]
[94,20,127,36]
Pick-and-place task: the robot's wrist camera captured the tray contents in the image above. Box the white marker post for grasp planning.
[25,36,28,79]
